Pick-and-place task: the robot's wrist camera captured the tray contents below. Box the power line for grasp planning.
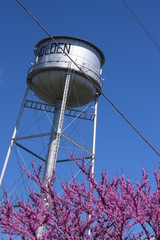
[122,0,160,52]
[17,0,160,158]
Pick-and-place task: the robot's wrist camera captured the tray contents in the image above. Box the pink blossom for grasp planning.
[0,158,159,239]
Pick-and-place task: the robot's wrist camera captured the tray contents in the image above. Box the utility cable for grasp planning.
[17,0,160,158]
[122,0,160,52]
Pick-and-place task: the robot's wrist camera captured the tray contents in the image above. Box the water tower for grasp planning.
[0,36,105,189]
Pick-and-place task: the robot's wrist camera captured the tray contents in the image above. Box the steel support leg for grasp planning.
[88,97,98,237]
[0,86,29,188]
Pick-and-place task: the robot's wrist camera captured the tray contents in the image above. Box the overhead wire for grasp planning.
[17,0,160,159]
[122,0,160,52]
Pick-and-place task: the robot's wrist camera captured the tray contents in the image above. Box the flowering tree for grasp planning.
[0,156,160,239]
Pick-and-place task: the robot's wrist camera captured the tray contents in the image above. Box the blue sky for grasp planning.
[0,0,160,214]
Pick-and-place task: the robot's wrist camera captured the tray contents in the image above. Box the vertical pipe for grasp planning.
[0,86,29,188]
[37,71,71,238]
[43,73,71,183]
[36,102,62,238]
[43,101,61,182]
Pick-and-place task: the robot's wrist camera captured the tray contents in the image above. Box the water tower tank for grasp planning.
[27,36,105,108]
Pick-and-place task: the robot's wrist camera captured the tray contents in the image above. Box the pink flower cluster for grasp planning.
[0,157,160,239]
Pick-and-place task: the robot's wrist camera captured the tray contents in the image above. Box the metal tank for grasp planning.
[27,36,105,108]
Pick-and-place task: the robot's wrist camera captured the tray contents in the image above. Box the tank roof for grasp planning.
[34,36,105,66]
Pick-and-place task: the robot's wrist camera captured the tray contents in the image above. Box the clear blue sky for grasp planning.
[0,0,160,212]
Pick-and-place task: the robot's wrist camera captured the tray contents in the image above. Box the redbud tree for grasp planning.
[0,156,160,239]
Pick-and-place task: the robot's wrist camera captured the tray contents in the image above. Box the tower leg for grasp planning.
[0,86,29,188]
[88,97,98,237]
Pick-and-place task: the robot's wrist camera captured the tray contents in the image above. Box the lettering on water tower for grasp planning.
[37,42,71,57]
